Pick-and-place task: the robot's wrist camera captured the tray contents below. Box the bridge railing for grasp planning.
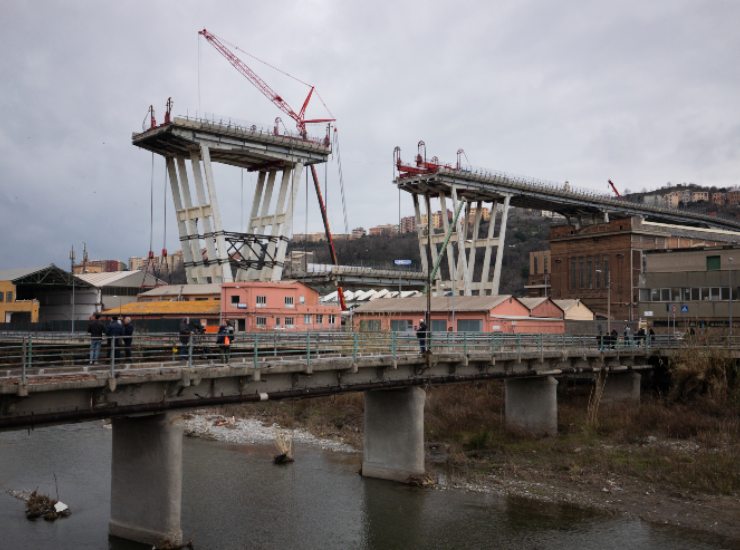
[0,331,737,381]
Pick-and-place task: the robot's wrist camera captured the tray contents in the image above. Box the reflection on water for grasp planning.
[0,423,731,549]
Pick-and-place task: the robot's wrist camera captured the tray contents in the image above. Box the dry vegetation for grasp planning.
[221,348,739,499]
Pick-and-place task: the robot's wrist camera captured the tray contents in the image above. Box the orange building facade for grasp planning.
[221,281,341,332]
[352,296,565,334]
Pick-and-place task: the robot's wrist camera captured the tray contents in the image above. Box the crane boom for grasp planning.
[608,179,621,198]
[198,29,334,136]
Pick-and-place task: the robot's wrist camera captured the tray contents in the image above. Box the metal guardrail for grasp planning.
[1,331,737,382]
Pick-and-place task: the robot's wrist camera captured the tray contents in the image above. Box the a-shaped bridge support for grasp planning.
[109,413,183,547]
[362,387,426,482]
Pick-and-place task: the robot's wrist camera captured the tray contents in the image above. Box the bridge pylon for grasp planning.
[133,116,331,283]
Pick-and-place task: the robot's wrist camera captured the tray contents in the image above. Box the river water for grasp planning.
[0,422,731,549]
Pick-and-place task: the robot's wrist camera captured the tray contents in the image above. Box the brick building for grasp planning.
[548,217,728,323]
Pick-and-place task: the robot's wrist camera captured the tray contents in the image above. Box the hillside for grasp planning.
[287,209,552,295]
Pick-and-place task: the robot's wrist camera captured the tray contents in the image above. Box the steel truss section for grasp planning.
[413,188,511,297]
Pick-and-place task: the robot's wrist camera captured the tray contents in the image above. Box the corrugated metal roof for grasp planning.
[76,270,163,288]
[0,266,54,282]
[100,299,220,316]
[139,283,222,297]
[354,295,512,313]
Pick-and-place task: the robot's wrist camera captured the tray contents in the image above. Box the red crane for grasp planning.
[199,29,347,310]
[608,179,621,198]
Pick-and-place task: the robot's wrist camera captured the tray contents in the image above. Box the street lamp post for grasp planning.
[596,269,611,335]
[69,245,75,334]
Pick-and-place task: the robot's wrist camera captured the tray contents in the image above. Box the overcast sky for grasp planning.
[1,0,739,270]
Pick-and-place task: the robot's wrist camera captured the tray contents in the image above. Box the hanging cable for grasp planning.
[149,153,155,254]
[197,34,202,113]
[333,129,350,235]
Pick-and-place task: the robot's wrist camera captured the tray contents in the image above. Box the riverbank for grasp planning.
[184,392,738,545]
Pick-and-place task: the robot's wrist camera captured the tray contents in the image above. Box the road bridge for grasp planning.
[1,332,732,547]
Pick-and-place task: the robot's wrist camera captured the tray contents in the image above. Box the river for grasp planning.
[0,422,731,549]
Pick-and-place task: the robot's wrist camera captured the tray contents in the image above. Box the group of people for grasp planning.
[87,313,134,364]
[597,325,655,350]
[178,317,235,363]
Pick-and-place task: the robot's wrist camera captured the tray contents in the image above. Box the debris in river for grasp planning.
[273,431,294,465]
[25,490,71,521]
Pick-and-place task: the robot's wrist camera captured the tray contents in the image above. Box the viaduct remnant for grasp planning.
[132,115,331,284]
[394,141,740,297]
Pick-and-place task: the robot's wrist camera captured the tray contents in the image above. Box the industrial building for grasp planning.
[637,246,738,333]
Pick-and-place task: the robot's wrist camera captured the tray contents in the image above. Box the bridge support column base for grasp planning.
[362,387,425,482]
[110,413,182,547]
[602,372,641,403]
[505,376,558,436]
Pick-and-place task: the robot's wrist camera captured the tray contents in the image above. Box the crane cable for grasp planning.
[332,129,350,235]
[210,34,336,121]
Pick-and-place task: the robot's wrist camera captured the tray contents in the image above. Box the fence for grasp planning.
[1,330,735,382]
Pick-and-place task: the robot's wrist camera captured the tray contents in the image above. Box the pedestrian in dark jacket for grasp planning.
[179,318,192,359]
[416,319,428,353]
[122,317,134,360]
[107,317,124,359]
[87,313,105,364]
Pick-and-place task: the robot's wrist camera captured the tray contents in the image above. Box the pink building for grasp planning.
[352,295,565,334]
[221,281,341,332]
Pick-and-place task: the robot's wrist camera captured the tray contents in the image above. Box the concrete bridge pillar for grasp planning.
[505,376,558,436]
[109,413,183,547]
[602,372,641,403]
[362,387,425,482]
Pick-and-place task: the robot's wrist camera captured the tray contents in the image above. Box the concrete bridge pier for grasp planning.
[602,372,641,403]
[505,376,558,436]
[109,413,183,547]
[362,387,426,482]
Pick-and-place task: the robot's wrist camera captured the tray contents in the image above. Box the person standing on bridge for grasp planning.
[87,313,105,364]
[217,321,234,363]
[122,317,134,361]
[178,318,192,360]
[416,318,428,353]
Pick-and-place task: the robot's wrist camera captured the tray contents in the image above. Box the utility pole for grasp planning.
[729,256,734,338]
[69,245,76,334]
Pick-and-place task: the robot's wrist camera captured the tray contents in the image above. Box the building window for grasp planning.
[0,293,3,303]
[586,257,593,289]
[721,287,730,300]
[256,317,267,327]
[329,314,336,325]
[639,288,650,301]
[256,295,267,307]
[316,314,323,324]
[701,288,710,301]
[681,288,691,301]
[660,288,670,301]
[285,317,294,327]
[304,314,312,324]
[578,257,585,289]
[275,317,281,326]
[359,319,381,331]
[299,295,305,304]
[231,295,239,304]
[569,258,576,290]
[6,291,12,302]
[457,319,482,332]
[691,288,700,301]
[706,255,721,271]
[650,288,660,301]
[671,288,681,302]
[284,296,294,308]
[710,287,720,300]
[390,319,412,332]
[431,319,447,332]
